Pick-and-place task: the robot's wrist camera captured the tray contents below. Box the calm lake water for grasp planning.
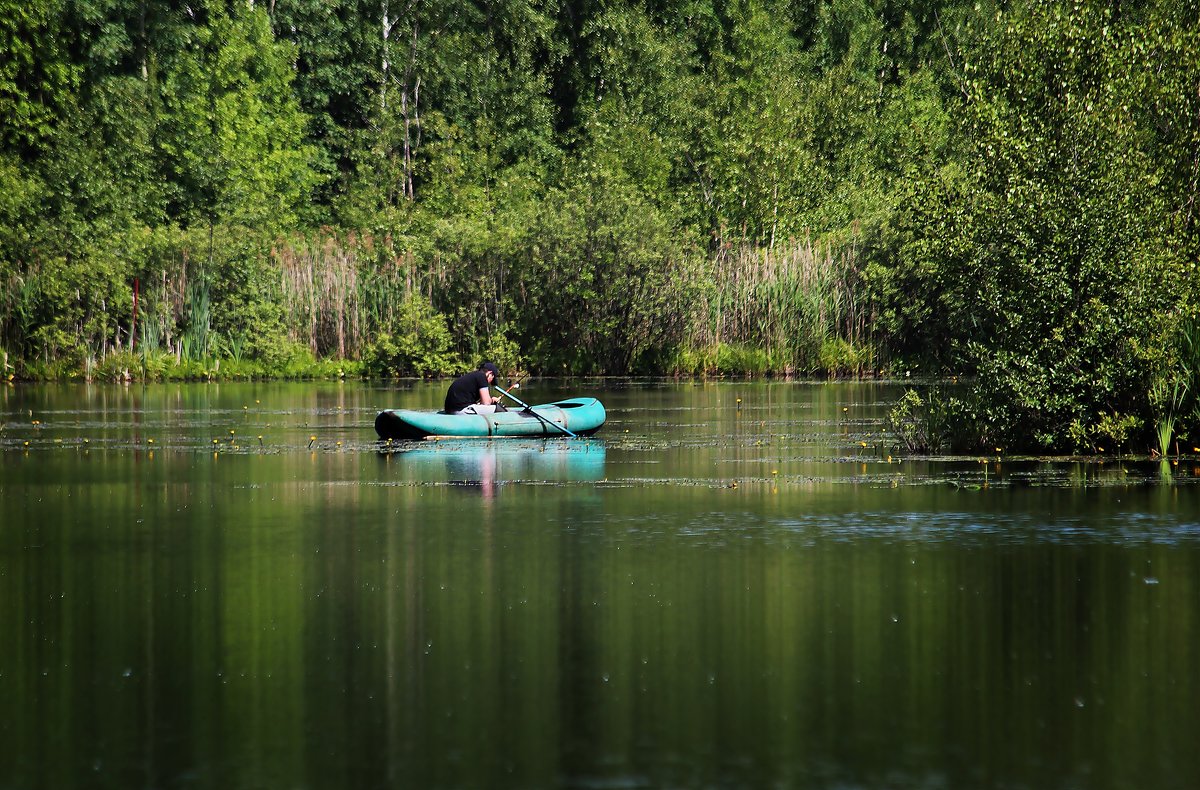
[2,380,1198,789]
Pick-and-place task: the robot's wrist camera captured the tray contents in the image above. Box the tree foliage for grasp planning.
[876,0,1195,449]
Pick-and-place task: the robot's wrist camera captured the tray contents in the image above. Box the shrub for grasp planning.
[818,338,874,378]
[1067,412,1142,455]
[715,343,774,377]
[363,295,460,377]
[477,331,525,380]
[886,387,969,454]
[664,345,714,377]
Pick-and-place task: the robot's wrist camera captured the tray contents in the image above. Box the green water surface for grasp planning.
[2,381,1197,789]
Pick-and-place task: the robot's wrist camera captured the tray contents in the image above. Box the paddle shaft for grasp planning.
[493,384,577,438]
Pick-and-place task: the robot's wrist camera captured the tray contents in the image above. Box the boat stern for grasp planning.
[375,410,433,441]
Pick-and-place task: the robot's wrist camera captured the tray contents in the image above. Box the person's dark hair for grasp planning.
[480,361,500,377]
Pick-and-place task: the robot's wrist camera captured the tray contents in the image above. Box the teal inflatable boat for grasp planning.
[375,397,606,440]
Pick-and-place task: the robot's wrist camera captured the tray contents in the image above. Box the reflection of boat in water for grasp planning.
[386,439,606,484]
[375,398,606,440]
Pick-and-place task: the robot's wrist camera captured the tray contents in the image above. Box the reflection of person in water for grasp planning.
[445,448,498,502]
[479,449,497,501]
[444,362,503,415]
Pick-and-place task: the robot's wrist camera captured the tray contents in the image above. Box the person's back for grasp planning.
[444,362,500,414]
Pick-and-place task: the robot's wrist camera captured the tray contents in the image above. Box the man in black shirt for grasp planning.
[444,362,503,414]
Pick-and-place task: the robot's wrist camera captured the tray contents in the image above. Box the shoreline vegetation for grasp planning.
[2,0,1198,454]
[3,231,874,382]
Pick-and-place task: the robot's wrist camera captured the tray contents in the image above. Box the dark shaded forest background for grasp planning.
[1,0,1198,450]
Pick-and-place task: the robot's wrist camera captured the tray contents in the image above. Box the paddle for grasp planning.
[493,383,577,438]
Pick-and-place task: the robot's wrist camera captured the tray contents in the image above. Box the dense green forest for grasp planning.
[2,0,1198,451]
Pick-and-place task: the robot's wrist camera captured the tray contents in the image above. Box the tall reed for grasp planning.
[123,241,203,363]
[1151,316,1200,455]
[276,234,427,360]
[278,237,353,358]
[1156,418,1175,458]
[181,274,211,361]
[1153,378,1190,457]
[688,236,871,374]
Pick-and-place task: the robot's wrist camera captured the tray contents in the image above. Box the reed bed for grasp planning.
[130,249,206,362]
[275,234,427,359]
[687,237,872,374]
[5,226,874,378]
[277,237,359,358]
